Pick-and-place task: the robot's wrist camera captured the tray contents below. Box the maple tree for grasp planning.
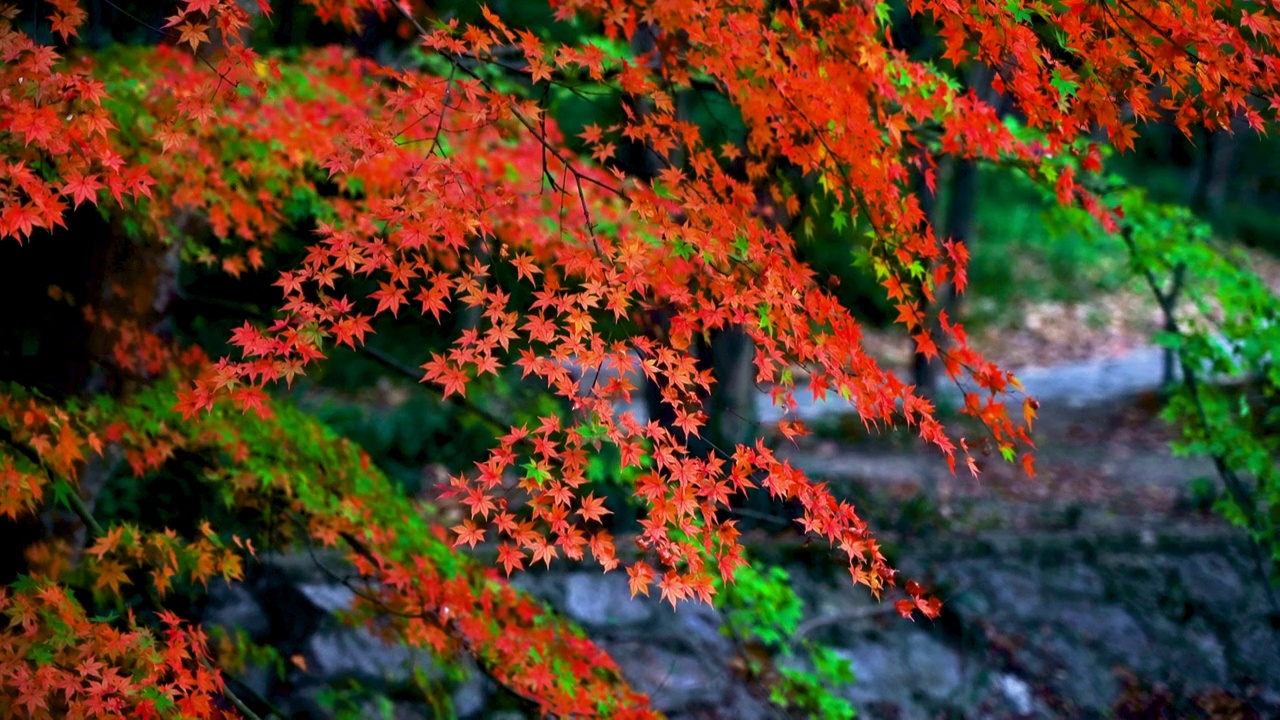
[2,0,1279,717]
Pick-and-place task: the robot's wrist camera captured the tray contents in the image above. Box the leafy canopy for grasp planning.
[2,0,1279,716]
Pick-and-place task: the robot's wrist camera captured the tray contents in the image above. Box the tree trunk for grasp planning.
[1162,119,1240,387]
[910,152,942,395]
[911,64,995,396]
[707,326,757,449]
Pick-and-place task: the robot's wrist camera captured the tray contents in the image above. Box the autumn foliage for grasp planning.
[2,0,1278,716]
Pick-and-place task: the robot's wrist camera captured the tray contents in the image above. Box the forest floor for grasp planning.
[260,248,1280,718]
[531,374,1279,719]
[765,325,1280,718]
[753,380,1280,718]
[585,248,1280,716]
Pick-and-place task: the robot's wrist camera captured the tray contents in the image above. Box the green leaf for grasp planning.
[1005,0,1033,23]
[831,208,848,232]
[1050,69,1079,100]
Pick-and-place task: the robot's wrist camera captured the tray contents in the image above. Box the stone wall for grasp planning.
[202,524,1280,718]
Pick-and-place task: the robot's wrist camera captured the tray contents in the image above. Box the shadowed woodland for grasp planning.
[3,0,1280,718]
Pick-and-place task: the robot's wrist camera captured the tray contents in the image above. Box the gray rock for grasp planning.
[1055,604,1150,670]
[841,647,933,719]
[1037,633,1115,713]
[298,582,358,613]
[968,565,1046,620]
[307,628,440,686]
[1183,628,1229,687]
[563,573,653,627]
[1042,565,1106,598]
[231,523,1280,719]
[228,662,274,702]
[1178,553,1246,618]
[452,666,493,719]
[673,602,731,652]
[608,642,725,713]
[507,572,544,597]
[994,673,1034,716]
[837,632,965,719]
[714,685,776,720]
[204,581,270,640]
[1233,624,1280,684]
[357,699,433,720]
[903,632,964,703]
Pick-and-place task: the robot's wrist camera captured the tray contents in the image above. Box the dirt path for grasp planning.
[771,390,1279,719]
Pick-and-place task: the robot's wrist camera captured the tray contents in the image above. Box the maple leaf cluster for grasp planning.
[0,579,226,719]
[0,1,151,240]
[0,315,656,717]
[2,0,1279,716]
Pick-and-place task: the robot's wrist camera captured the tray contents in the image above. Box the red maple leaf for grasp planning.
[575,493,611,523]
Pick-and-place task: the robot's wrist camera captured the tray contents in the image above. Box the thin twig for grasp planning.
[792,604,897,641]
[219,681,267,720]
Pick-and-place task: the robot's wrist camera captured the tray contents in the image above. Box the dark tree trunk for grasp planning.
[707,326,757,450]
[274,0,298,46]
[911,64,995,396]
[910,152,942,395]
[1159,120,1240,387]
[911,154,978,397]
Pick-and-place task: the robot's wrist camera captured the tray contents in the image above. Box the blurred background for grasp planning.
[4,1,1280,717]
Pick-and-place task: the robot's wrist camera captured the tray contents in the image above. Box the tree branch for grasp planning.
[1119,227,1280,617]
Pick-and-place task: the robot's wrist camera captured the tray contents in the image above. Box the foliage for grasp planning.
[717,562,856,719]
[1,338,648,717]
[1019,127,1280,581]
[2,0,1279,717]
[964,164,1133,320]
